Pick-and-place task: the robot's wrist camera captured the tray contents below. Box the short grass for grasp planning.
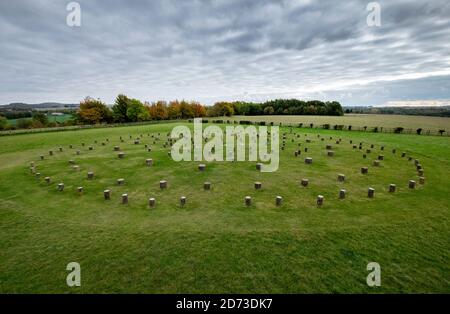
[227,114,450,133]
[0,120,449,293]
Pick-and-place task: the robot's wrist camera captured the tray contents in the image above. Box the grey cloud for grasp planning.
[0,0,449,105]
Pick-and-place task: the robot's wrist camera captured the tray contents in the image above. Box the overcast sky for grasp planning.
[1,0,450,106]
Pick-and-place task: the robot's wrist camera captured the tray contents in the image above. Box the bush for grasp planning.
[16,118,32,129]
[0,116,7,130]
[394,127,404,134]
[416,128,422,135]
[373,127,378,133]
[438,129,445,135]
[239,120,251,125]
[32,111,49,126]
[77,97,112,124]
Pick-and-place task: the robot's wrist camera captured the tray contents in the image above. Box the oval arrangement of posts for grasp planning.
[28,132,429,210]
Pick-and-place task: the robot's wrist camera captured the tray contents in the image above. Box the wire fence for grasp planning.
[216,119,449,137]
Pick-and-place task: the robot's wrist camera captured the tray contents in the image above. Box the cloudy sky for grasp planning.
[1,0,450,106]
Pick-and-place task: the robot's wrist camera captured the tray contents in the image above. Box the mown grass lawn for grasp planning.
[0,121,449,293]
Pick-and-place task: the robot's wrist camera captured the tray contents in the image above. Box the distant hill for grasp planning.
[1,102,79,110]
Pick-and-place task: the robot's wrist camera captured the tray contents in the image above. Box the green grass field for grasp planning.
[0,118,449,293]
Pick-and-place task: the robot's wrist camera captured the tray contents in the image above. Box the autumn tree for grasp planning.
[148,101,169,120]
[168,100,182,120]
[191,101,207,117]
[179,100,194,119]
[209,102,234,117]
[77,97,111,124]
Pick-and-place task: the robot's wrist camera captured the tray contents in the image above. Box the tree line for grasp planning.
[208,99,344,117]
[0,96,343,130]
[76,96,343,124]
[344,106,450,117]
[75,95,208,124]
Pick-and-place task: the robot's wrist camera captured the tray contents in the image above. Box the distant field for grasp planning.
[8,114,73,126]
[226,114,450,133]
